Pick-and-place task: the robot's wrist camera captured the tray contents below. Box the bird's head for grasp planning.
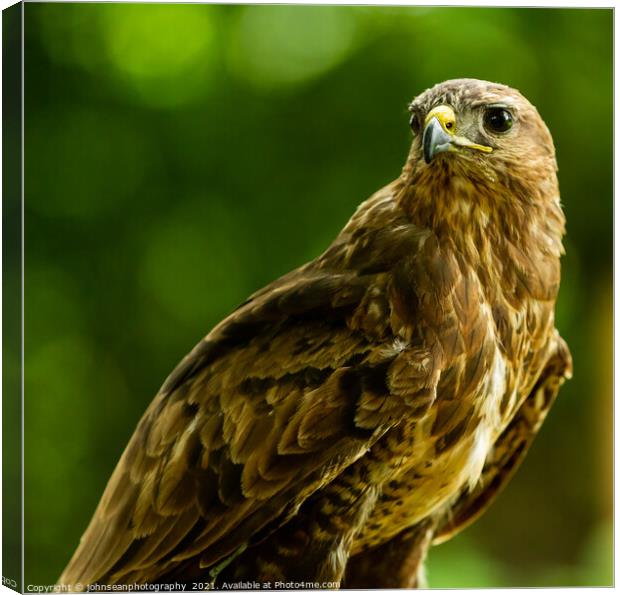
[401,79,563,249]
[405,78,558,196]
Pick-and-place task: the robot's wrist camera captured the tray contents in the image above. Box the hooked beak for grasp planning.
[422,105,493,164]
[423,117,453,164]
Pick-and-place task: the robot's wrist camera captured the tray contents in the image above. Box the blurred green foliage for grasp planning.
[20,4,612,588]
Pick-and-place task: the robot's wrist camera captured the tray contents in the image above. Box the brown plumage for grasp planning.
[59,79,572,589]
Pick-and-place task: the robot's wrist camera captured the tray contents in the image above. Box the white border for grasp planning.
[0,2,615,595]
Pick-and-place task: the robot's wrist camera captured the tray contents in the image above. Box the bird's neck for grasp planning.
[395,168,565,303]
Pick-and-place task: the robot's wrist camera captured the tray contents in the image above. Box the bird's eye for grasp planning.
[409,113,421,134]
[483,107,513,133]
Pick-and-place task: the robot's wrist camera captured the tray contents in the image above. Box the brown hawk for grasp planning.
[59,79,572,589]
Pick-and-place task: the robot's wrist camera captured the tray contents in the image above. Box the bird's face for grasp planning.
[407,79,556,184]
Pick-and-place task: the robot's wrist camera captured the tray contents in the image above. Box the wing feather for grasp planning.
[61,304,422,579]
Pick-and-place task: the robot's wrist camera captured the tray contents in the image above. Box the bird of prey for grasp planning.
[59,79,572,589]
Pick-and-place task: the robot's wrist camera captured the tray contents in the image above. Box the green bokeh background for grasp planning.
[19,4,612,588]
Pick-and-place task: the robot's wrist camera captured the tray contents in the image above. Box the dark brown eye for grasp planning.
[409,113,421,134]
[484,107,513,133]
